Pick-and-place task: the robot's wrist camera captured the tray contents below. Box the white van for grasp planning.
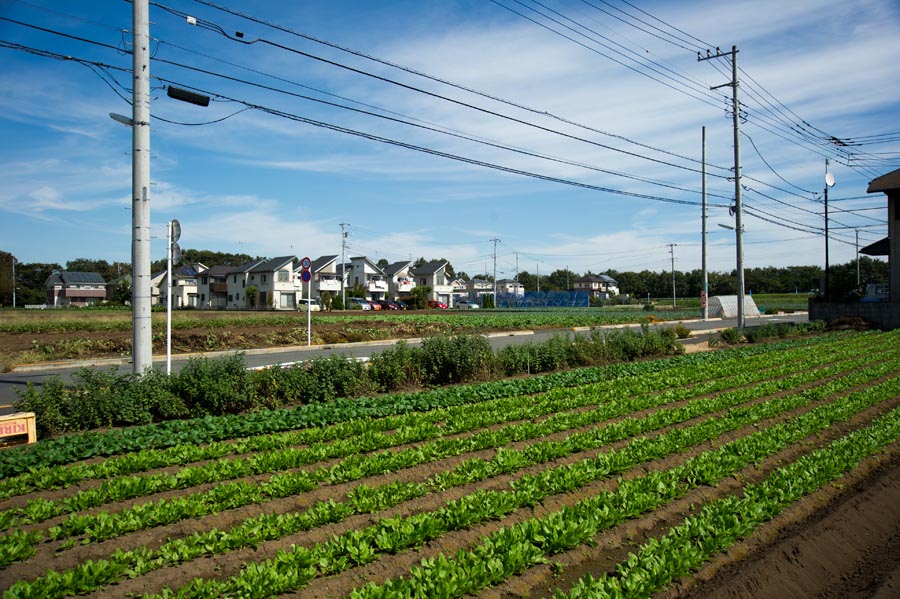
[298,298,321,312]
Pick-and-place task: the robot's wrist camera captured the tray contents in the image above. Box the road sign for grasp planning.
[301,269,311,283]
[301,256,311,270]
[170,219,181,243]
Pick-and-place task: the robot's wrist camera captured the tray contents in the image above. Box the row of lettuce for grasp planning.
[0,330,896,598]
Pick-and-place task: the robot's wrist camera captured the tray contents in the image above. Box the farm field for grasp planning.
[2,330,897,598]
[0,306,706,370]
[0,297,806,370]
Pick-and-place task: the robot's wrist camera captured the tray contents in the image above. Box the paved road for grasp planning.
[0,312,807,415]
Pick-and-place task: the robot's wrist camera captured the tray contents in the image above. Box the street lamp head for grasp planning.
[825,172,835,188]
[109,112,134,127]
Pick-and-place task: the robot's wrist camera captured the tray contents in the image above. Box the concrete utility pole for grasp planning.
[11,256,15,310]
[131,0,153,373]
[340,222,348,308]
[701,126,708,320]
[668,243,678,307]
[699,45,745,329]
[491,237,499,308]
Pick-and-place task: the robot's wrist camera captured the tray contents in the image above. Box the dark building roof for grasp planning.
[226,259,267,275]
[310,255,337,273]
[250,256,296,273]
[868,168,900,194]
[382,261,412,276]
[45,271,106,287]
[861,237,890,256]
[204,265,233,278]
[410,260,447,276]
[575,274,618,284]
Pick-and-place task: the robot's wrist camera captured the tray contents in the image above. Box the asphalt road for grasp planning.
[0,312,808,416]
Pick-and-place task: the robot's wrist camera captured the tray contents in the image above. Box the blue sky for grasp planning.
[1,0,898,280]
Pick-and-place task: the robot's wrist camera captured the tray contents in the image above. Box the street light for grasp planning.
[824,162,835,301]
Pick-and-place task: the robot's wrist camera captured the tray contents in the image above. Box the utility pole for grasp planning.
[701,126,708,320]
[824,159,835,301]
[668,243,678,307]
[856,229,860,288]
[11,255,15,310]
[340,222,348,308]
[699,45,744,329]
[131,0,153,373]
[491,237,499,309]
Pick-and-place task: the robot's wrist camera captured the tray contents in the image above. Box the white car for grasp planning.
[298,298,321,312]
[456,300,480,310]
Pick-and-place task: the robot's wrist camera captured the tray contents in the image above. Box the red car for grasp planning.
[427,300,448,309]
[368,300,382,311]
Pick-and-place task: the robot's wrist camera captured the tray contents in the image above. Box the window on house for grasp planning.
[262,274,267,283]
[242,280,245,288]
[233,275,237,283]
[228,295,233,302]
[277,270,289,282]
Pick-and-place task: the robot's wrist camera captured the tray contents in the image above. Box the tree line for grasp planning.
[0,249,888,307]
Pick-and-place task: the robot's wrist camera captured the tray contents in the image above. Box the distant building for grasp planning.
[45,271,107,307]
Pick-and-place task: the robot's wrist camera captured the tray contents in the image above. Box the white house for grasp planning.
[226,259,266,309]
[158,263,204,308]
[248,256,298,310]
[573,274,619,298]
[308,255,342,300]
[383,261,416,299]
[349,256,388,300]
[411,260,454,305]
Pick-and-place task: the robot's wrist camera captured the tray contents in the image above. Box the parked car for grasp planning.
[347,297,371,310]
[394,300,410,310]
[377,299,399,310]
[456,299,480,310]
[368,300,382,311]
[297,298,321,312]
[427,300,448,309]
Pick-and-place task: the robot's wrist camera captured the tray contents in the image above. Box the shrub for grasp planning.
[672,323,692,339]
[307,354,371,402]
[250,363,316,409]
[367,341,422,392]
[420,334,493,385]
[167,354,254,415]
[718,327,743,345]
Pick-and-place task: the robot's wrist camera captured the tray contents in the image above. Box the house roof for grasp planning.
[204,265,233,277]
[383,261,412,276]
[226,259,267,275]
[250,256,296,273]
[860,237,890,256]
[411,260,447,276]
[575,274,618,284]
[349,256,385,274]
[310,255,337,273]
[45,271,106,287]
[867,168,900,193]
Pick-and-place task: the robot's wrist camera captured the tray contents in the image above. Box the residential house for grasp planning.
[464,278,494,306]
[248,256,298,310]
[158,263,204,308]
[382,261,416,299]
[225,259,266,309]
[497,279,525,297]
[45,271,107,307]
[410,260,454,305]
[348,256,388,300]
[149,271,166,306]
[196,265,232,309]
[573,274,620,298]
[309,255,342,301]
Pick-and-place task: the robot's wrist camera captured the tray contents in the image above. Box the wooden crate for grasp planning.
[0,412,37,446]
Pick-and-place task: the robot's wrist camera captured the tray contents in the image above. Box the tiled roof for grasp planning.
[250,256,296,273]
[410,260,447,276]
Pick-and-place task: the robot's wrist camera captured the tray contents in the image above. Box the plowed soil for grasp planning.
[1,334,898,598]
